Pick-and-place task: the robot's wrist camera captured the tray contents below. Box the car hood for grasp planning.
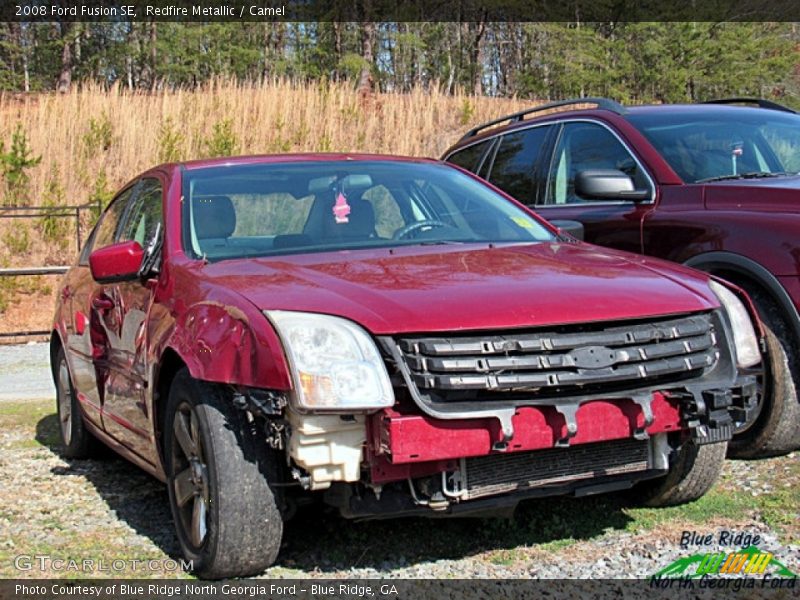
[703,175,800,211]
[197,242,719,335]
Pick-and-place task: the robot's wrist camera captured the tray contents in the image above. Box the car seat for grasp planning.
[319,194,378,242]
[193,196,236,254]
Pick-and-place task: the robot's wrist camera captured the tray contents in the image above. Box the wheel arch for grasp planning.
[153,347,187,465]
[684,251,800,346]
[49,329,65,382]
[165,300,292,391]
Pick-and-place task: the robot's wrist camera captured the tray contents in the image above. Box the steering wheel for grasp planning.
[393,219,449,240]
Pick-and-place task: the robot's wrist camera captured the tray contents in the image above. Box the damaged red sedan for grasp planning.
[51,154,759,578]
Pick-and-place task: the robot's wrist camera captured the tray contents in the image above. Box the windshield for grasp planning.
[182,160,555,261]
[627,109,800,183]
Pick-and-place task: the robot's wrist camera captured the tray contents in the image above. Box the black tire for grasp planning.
[728,324,800,458]
[54,346,101,459]
[164,369,283,579]
[726,283,800,458]
[635,439,727,507]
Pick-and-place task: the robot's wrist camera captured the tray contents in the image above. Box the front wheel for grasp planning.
[164,369,283,578]
[634,439,727,507]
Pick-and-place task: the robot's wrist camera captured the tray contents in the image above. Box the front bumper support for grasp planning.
[674,375,758,445]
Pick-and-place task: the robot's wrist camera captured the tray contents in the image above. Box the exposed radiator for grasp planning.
[462,438,650,500]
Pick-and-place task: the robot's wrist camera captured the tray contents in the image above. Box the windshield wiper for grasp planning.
[417,240,466,246]
[696,171,787,183]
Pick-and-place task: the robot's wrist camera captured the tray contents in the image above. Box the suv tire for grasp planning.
[164,369,283,578]
[635,439,727,507]
[728,323,800,458]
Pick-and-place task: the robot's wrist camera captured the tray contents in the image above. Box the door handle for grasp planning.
[91,295,115,311]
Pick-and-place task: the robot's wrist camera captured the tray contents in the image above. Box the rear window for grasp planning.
[487,126,552,205]
[446,139,493,174]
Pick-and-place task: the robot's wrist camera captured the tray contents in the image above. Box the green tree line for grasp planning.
[0,21,798,103]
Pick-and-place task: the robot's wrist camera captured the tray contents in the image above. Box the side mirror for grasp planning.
[550,219,584,241]
[89,241,144,283]
[575,169,650,201]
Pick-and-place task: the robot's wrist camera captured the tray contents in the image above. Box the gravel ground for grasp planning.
[0,344,798,581]
[2,415,797,580]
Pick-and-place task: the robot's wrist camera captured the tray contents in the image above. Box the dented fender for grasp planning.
[156,296,292,391]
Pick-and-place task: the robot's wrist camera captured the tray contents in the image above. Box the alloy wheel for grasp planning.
[57,358,73,446]
[171,403,210,548]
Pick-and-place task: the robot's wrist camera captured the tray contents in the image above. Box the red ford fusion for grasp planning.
[52,154,759,578]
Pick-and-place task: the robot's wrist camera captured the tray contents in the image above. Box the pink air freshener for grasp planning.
[333,191,351,223]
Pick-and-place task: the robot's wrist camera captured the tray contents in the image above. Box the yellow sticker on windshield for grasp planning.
[512,216,534,229]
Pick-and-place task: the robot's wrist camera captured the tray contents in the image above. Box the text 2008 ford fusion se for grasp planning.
[52,154,759,578]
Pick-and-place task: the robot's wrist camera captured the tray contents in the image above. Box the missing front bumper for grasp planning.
[331,436,671,519]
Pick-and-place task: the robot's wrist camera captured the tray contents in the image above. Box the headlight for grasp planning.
[265,310,394,411]
[709,280,760,368]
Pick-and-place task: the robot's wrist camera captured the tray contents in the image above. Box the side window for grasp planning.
[446,139,492,174]
[79,186,135,263]
[486,126,552,206]
[118,178,163,247]
[756,126,800,173]
[546,122,651,205]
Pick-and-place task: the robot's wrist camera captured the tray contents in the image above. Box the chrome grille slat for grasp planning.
[413,332,714,373]
[401,314,711,357]
[396,313,718,394]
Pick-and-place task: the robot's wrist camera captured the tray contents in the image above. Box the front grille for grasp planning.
[394,313,718,399]
[463,438,650,500]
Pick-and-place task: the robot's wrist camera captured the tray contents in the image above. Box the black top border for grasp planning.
[2,0,798,23]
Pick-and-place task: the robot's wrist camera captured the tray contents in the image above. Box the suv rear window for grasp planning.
[487,126,552,206]
[447,139,493,174]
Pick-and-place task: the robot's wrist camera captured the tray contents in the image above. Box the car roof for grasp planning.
[624,104,790,117]
[179,153,441,171]
[444,100,800,156]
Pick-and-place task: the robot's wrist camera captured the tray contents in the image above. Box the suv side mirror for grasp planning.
[89,241,144,283]
[575,169,650,201]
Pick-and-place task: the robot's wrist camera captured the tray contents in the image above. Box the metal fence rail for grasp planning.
[0,201,100,250]
[0,266,69,276]
[0,201,101,341]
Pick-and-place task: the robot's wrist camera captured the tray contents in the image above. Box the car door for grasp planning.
[99,177,164,463]
[64,186,136,431]
[527,120,655,254]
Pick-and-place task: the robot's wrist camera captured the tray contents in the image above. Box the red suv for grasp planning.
[445,98,800,458]
[53,154,757,578]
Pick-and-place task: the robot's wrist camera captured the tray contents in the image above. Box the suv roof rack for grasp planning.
[459,97,626,141]
[701,98,797,114]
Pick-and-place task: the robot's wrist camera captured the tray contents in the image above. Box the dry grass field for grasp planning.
[0,80,528,337]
